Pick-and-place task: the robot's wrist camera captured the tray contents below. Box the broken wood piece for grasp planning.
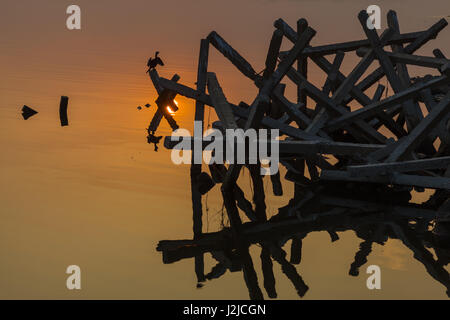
[59,96,69,126]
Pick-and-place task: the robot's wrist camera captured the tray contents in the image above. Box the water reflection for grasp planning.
[157,180,450,299]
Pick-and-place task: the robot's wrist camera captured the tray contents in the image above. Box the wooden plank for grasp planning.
[359,10,424,131]
[387,10,412,88]
[311,54,405,137]
[273,18,428,56]
[191,38,209,241]
[59,96,69,127]
[343,18,448,105]
[347,157,450,176]
[331,27,394,105]
[272,86,331,139]
[156,78,326,142]
[285,67,388,143]
[357,46,450,70]
[263,29,284,80]
[191,39,209,283]
[260,247,277,298]
[320,169,450,190]
[268,139,385,156]
[306,51,345,135]
[327,75,449,130]
[347,156,450,177]
[386,91,450,161]
[207,31,258,81]
[148,70,180,132]
[245,26,316,131]
[207,72,239,129]
[274,18,400,136]
[297,18,308,109]
[248,164,267,221]
[221,24,316,224]
[270,171,283,196]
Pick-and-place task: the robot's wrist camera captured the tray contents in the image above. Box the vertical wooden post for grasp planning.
[191,39,209,283]
[59,96,69,127]
[297,19,308,112]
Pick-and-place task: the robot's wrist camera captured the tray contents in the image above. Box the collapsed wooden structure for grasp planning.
[148,10,450,299]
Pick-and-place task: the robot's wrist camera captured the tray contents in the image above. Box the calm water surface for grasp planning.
[1,0,449,299]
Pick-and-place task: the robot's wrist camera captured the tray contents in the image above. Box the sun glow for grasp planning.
[166,100,178,115]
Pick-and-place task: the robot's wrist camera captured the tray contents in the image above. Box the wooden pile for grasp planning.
[147,9,450,236]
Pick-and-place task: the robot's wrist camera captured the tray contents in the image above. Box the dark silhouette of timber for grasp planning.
[157,180,450,300]
[59,96,69,126]
[147,9,450,299]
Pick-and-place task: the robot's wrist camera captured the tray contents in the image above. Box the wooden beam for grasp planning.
[347,156,450,176]
[343,18,448,105]
[327,75,449,130]
[321,169,450,190]
[207,72,239,129]
[386,91,450,161]
[273,18,430,56]
[207,31,258,81]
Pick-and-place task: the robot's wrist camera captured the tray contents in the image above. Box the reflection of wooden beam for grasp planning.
[391,223,450,295]
[268,244,309,298]
[260,246,277,298]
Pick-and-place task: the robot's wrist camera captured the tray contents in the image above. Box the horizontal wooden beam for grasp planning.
[321,170,450,190]
[347,156,450,176]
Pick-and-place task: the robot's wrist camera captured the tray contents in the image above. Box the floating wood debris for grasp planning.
[148,10,450,299]
[21,105,38,120]
[59,96,69,127]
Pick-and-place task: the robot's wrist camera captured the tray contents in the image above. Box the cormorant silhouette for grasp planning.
[147,132,163,151]
[146,51,164,73]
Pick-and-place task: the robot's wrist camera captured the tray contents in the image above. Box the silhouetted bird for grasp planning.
[147,133,163,151]
[21,105,38,120]
[146,51,164,73]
